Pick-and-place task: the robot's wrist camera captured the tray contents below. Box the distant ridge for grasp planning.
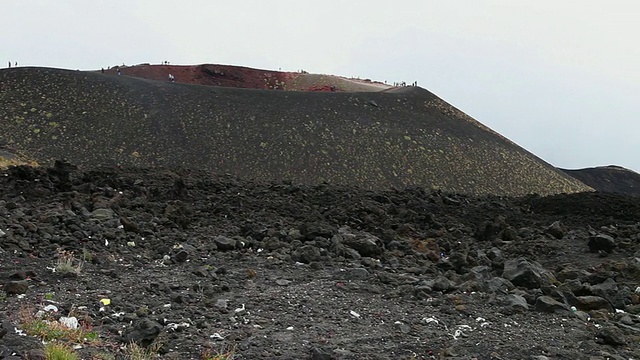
[0,66,592,196]
[561,166,640,196]
[100,63,390,92]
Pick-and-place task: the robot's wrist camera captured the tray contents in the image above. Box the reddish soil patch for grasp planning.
[101,64,394,92]
[104,64,299,90]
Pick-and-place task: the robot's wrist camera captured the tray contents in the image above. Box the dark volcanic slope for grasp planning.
[561,165,640,196]
[0,67,591,196]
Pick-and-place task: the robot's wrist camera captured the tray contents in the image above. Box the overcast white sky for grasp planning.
[2,1,638,172]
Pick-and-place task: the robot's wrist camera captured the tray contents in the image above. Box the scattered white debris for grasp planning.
[475,317,485,322]
[117,225,124,229]
[422,317,439,325]
[105,239,109,247]
[127,241,136,247]
[451,325,473,340]
[635,286,640,294]
[43,305,58,312]
[210,333,224,340]
[616,309,625,314]
[286,326,294,330]
[166,322,190,331]
[257,248,264,253]
[163,303,171,308]
[60,316,79,329]
[350,310,360,318]
[15,328,26,336]
[235,304,245,313]
[72,345,83,350]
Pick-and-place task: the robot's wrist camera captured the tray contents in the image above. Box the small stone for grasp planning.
[618,314,634,325]
[192,266,210,277]
[276,279,291,286]
[214,236,237,251]
[91,208,115,220]
[310,347,332,360]
[625,304,640,314]
[25,349,46,360]
[545,221,565,239]
[486,277,515,293]
[505,294,529,312]
[431,275,455,292]
[535,296,569,313]
[571,310,590,322]
[575,296,614,313]
[595,326,626,346]
[0,229,5,237]
[173,249,189,262]
[4,280,29,295]
[588,234,616,253]
[395,322,411,334]
[341,232,382,257]
[214,299,228,310]
[333,348,355,357]
[121,319,163,346]
[344,268,369,280]
[120,217,140,233]
[292,245,321,264]
[502,258,555,289]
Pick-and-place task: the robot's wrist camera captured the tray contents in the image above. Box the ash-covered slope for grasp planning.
[0,67,591,196]
[561,165,640,196]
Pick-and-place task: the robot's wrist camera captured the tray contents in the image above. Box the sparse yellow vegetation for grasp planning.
[123,341,163,360]
[44,342,79,360]
[18,305,98,343]
[0,156,39,169]
[201,344,236,360]
[55,249,83,275]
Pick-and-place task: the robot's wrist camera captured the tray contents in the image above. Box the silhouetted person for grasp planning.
[101,68,105,73]
[15,62,17,67]
[8,61,10,68]
[117,69,122,76]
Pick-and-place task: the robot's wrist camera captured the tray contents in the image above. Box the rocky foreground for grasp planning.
[1,162,640,359]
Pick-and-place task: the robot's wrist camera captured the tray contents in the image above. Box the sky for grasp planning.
[2,0,639,172]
